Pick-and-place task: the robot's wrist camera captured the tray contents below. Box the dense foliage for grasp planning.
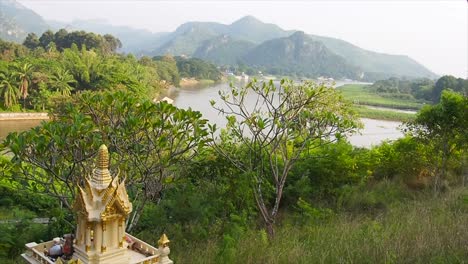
[0,34,221,111]
[370,75,467,102]
[173,56,222,81]
[23,29,122,54]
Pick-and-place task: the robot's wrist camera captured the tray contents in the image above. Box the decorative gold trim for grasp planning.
[119,241,123,248]
[101,245,107,253]
[85,245,90,252]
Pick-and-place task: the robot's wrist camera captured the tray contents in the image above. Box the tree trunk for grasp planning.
[265,221,275,239]
[127,196,147,232]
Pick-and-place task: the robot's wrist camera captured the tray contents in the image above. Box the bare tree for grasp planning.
[210,79,359,238]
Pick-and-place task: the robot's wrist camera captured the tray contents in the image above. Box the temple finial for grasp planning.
[98,144,109,169]
[90,144,112,188]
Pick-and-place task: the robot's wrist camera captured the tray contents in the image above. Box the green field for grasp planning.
[338,84,427,110]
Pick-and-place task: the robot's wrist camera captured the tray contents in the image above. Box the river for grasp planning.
[0,81,408,148]
[165,81,407,148]
[0,119,44,141]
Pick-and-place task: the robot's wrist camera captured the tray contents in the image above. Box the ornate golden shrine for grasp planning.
[22,145,172,264]
[73,145,133,263]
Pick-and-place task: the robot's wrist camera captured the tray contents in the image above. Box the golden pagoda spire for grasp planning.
[90,144,112,189]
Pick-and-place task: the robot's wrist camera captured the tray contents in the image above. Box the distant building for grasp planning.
[22,145,173,264]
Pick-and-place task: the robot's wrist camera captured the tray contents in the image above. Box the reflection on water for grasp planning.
[0,119,44,140]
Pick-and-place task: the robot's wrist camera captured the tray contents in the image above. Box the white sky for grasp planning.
[17,0,468,78]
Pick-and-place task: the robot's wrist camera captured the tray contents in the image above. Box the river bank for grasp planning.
[0,112,49,121]
[179,78,216,87]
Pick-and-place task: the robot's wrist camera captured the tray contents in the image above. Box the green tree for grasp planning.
[2,90,210,231]
[39,30,55,49]
[211,79,359,237]
[12,62,34,108]
[405,90,468,192]
[50,68,76,96]
[0,72,19,109]
[22,33,40,50]
[432,75,459,102]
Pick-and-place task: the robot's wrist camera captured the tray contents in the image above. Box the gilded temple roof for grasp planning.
[74,144,132,222]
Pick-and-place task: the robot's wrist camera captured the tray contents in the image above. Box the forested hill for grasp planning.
[193,35,256,66]
[146,16,436,80]
[241,31,361,79]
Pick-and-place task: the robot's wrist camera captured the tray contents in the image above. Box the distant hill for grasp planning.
[242,32,361,79]
[154,22,222,56]
[193,35,256,65]
[148,16,436,80]
[152,17,293,56]
[308,35,437,79]
[227,15,294,43]
[0,0,49,42]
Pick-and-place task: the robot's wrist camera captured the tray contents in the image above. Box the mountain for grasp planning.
[242,31,361,79]
[151,15,295,56]
[193,35,256,65]
[154,22,222,56]
[0,0,49,42]
[227,15,293,43]
[148,16,435,80]
[308,35,437,79]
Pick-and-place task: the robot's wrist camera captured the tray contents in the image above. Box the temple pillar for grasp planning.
[94,222,102,253]
[119,218,125,248]
[101,221,107,253]
[75,219,81,245]
[85,223,91,252]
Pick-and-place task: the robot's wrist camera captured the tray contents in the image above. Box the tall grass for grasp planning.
[175,186,468,263]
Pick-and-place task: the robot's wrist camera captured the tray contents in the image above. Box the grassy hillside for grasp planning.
[310,35,437,80]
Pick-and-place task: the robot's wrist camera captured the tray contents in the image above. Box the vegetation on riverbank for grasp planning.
[338,84,427,110]
[0,32,222,112]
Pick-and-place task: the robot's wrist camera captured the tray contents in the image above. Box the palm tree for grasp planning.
[50,68,77,96]
[0,72,19,109]
[12,62,34,108]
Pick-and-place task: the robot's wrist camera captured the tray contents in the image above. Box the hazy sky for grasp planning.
[18,0,467,78]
